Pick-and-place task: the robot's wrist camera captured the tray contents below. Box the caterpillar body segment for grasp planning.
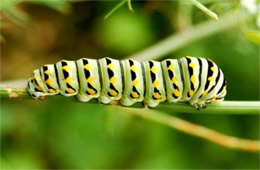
[32,69,47,94]
[76,58,101,102]
[39,64,60,95]
[180,56,202,102]
[199,70,225,104]
[27,56,227,108]
[187,58,210,106]
[27,64,60,98]
[161,59,183,103]
[99,58,123,104]
[144,60,166,107]
[55,60,79,96]
[120,59,144,106]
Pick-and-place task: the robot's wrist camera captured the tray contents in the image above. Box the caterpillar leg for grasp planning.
[192,103,207,110]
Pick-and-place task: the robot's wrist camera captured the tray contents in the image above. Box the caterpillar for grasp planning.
[27,56,227,108]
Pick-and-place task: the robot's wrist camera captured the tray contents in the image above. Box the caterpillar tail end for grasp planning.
[27,78,41,99]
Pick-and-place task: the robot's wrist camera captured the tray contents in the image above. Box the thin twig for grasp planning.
[1,81,259,115]
[128,11,244,61]
[127,0,133,12]
[190,0,219,20]
[104,0,127,20]
[118,107,260,152]
[177,0,193,31]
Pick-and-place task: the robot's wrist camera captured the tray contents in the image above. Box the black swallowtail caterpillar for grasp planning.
[27,56,227,108]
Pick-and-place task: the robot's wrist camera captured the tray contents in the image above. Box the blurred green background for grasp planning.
[0,0,259,169]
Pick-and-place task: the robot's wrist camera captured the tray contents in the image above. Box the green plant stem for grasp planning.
[104,0,127,20]
[127,0,133,12]
[190,0,218,20]
[1,81,259,115]
[1,82,259,152]
[129,11,244,61]
[178,0,193,31]
[118,107,260,152]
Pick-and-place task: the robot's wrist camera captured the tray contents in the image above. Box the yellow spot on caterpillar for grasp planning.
[171,77,177,84]
[189,90,194,96]
[151,66,157,73]
[84,64,91,70]
[189,63,195,68]
[211,66,216,72]
[153,92,161,99]
[186,56,192,59]
[44,70,50,74]
[109,77,116,84]
[173,89,179,97]
[46,79,52,85]
[219,86,227,94]
[62,66,69,72]
[33,75,45,91]
[211,97,217,104]
[132,79,138,86]
[168,65,174,71]
[33,75,38,79]
[88,89,96,95]
[132,92,139,99]
[153,80,159,88]
[39,85,45,92]
[48,89,56,93]
[107,64,114,70]
[67,88,75,94]
[87,77,93,84]
[202,91,208,97]
[208,76,214,82]
[190,75,195,84]
[109,90,117,96]
[65,77,72,84]
[131,65,137,71]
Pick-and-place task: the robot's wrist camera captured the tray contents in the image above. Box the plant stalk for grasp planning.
[1,82,259,115]
[129,11,244,61]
